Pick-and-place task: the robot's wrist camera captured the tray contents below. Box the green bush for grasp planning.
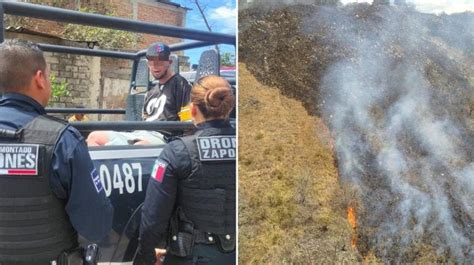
[50,73,69,102]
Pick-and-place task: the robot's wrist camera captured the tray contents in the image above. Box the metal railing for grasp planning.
[46,108,126,114]
[0,1,236,131]
[0,1,235,45]
[71,121,194,131]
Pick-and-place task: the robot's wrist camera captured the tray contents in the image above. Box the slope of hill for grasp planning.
[239,3,473,263]
[239,63,358,264]
[240,4,474,119]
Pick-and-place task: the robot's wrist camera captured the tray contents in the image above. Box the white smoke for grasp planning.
[303,5,473,262]
[340,0,474,14]
[242,0,474,14]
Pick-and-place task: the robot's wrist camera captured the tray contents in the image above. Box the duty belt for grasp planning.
[192,230,236,252]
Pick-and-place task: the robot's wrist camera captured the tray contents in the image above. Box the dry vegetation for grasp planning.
[239,4,474,119]
[239,64,359,264]
[239,3,473,264]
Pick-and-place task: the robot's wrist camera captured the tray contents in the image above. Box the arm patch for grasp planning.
[91,168,103,193]
[151,159,168,183]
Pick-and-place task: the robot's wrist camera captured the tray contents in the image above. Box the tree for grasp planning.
[62,6,142,49]
[188,0,220,54]
[220,52,235,66]
[49,73,70,103]
[5,2,142,50]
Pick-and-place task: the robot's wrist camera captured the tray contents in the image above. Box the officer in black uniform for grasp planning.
[0,39,113,264]
[134,75,236,265]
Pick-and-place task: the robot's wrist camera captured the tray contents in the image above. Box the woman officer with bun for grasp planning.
[134,75,236,265]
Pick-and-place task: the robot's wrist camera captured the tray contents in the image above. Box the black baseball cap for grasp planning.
[146,42,171,61]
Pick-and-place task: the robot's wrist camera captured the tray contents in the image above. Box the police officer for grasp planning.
[0,39,113,264]
[134,75,236,265]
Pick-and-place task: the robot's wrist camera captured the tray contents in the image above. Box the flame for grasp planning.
[347,206,357,249]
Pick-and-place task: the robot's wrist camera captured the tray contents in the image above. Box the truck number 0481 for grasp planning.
[99,163,143,197]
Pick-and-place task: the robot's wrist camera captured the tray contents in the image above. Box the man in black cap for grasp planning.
[142,42,191,123]
[87,42,192,146]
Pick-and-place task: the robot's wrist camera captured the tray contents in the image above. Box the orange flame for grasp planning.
[347,206,357,249]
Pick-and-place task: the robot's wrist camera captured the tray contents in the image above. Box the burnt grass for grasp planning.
[240,4,473,118]
[239,3,474,264]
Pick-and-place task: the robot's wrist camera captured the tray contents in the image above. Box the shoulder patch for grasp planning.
[0,144,40,176]
[91,168,103,193]
[197,136,236,161]
[151,159,167,183]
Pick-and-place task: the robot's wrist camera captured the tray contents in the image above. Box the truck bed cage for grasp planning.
[0,1,236,131]
[0,2,235,46]
[46,108,126,114]
[71,121,195,132]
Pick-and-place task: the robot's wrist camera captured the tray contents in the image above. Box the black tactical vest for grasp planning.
[178,126,236,237]
[0,115,77,264]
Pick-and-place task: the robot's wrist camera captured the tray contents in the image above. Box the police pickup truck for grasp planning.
[1,2,235,263]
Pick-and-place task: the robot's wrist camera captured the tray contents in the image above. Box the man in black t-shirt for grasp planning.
[143,74,190,122]
[87,42,191,146]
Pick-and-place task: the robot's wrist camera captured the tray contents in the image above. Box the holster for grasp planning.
[168,208,195,257]
[57,244,99,265]
[57,247,83,265]
[216,234,236,253]
[193,231,236,253]
[84,244,100,265]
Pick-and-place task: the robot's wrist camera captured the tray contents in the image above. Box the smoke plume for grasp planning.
[303,5,474,263]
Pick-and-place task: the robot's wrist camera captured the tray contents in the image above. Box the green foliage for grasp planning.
[62,7,142,49]
[6,3,142,50]
[4,15,31,28]
[220,52,235,66]
[50,73,69,101]
[5,0,69,28]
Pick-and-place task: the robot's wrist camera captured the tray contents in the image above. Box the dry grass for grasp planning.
[238,64,359,264]
[239,4,474,262]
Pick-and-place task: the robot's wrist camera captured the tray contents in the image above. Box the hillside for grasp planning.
[240,4,473,118]
[239,63,358,264]
[239,3,473,263]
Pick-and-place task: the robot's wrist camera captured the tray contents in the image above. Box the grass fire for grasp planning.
[239,1,473,263]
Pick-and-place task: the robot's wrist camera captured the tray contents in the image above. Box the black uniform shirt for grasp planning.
[139,119,233,253]
[142,74,191,121]
[0,93,114,242]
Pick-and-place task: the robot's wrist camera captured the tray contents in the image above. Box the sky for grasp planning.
[172,0,237,67]
[340,0,474,14]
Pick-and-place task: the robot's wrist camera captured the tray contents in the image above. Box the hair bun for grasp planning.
[205,86,232,108]
[191,75,235,118]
